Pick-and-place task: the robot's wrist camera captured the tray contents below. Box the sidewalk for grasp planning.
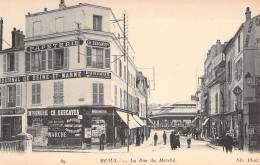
[32,137,154,154]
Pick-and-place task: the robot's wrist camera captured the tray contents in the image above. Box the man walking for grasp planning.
[176,131,181,148]
[224,132,233,153]
[170,131,176,150]
[187,132,192,148]
[163,131,167,145]
[154,133,158,146]
[100,132,106,150]
[141,132,144,144]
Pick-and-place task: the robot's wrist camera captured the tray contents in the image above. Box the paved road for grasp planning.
[1,130,259,165]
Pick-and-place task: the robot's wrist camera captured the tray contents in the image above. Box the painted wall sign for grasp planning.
[92,109,107,114]
[28,110,48,116]
[0,71,111,84]
[86,40,110,48]
[26,40,84,52]
[0,108,25,115]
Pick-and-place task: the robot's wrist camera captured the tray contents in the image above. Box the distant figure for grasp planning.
[120,130,125,146]
[163,131,167,145]
[187,132,192,148]
[141,132,144,144]
[136,132,141,146]
[176,131,181,148]
[154,133,158,146]
[170,131,177,150]
[100,132,106,150]
[224,132,233,153]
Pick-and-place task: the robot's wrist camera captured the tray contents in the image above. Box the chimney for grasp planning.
[0,17,3,51]
[44,8,47,12]
[12,27,25,49]
[59,0,66,9]
[245,7,251,21]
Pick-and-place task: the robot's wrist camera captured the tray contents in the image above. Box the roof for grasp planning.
[172,100,196,106]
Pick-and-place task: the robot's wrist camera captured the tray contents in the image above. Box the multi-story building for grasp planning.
[195,7,260,151]
[0,23,26,141]
[0,1,149,149]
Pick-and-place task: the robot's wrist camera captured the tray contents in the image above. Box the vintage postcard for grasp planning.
[0,0,260,165]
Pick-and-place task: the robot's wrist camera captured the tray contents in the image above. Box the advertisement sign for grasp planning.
[86,40,110,48]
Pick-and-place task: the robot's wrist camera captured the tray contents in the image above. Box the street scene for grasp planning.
[1,0,260,165]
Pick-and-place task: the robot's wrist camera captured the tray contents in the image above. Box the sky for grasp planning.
[1,0,260,105]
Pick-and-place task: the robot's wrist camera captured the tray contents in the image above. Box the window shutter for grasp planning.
[105,49,110,68]
[25,52,31,72]
[2,86,6,108]
[99,84,104,105]
[64,48,69,69]
[37,84,41,104]
[58,82,64,104]
[41,51,46,71]
[120,88,122,108]
[114,85,117,106]
[3,54,7,73]
[86,47,92,67]
[15,53,19,71]
[16,84,21,107]
[93,83,98,104]
[48,50,53,70]
[235,62,238,80]
[114,56,117,74]
[53,82,58,104]
[32,84,36,104]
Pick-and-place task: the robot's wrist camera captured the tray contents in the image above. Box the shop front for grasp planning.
[27,107,115,148]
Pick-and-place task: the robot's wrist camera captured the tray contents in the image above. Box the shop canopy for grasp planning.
[133,115,146,126]
[116,111,141,129]
[202,118,209,126]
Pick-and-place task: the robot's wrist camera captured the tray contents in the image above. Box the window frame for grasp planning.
[32,83,41,105]
[93,15,102,31]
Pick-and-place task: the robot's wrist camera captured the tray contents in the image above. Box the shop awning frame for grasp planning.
[116,111,141,129]
[202,118,209,126]
[133,115,146,126]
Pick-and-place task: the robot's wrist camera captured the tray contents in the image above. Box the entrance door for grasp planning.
[2,117,22,141]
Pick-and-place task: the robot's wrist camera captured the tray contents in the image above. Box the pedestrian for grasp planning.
[176,131,181,148]
[136,132,141,146]
[163,131,167,145]
[224,132,233,153]
[187,132,192,148]
[154,133,158,146]
[170,131,176,150]
[120,128,125,146]
[141,132,144,144]
[100,132,106,150]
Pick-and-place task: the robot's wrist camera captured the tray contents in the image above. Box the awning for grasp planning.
[116,111,141,129]
[202,118,209,126]
[133,115,146,126]
[148,118,154,125]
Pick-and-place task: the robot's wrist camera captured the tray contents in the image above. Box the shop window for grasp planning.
[93,15,102,31]
[32,83,41,105]
[53,81,64,104]
[93,83,104,105]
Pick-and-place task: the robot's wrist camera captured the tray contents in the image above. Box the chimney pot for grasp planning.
[28,12,30,15]
[245,7,251,21]
[44,8,47,11]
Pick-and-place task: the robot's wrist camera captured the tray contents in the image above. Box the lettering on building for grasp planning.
[86,40,110,48]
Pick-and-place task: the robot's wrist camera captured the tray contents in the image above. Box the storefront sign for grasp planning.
[0,71,111,84]
[86,40,110,48]
[0,108,25,115]
[50,109,80,116]
[48,131,67,138]
[28,110,48,116]
[92,109,107,114]
[26,40,84,52]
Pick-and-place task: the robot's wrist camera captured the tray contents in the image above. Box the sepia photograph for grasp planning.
[0,0,260,165]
